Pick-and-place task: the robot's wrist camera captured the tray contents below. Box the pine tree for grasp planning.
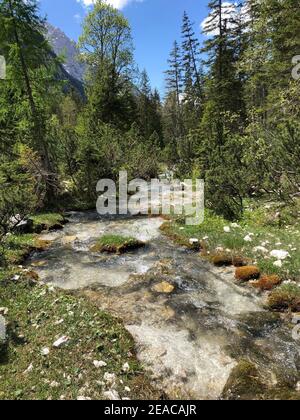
[165,41,183,108]
[181,11,202,102]
[137,70,163,143]
[164,41,184,144]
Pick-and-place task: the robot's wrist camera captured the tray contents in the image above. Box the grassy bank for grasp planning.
[0,214,160,401]
[161,202,300,281]
[160,201,300,311]
[0,275,160,400]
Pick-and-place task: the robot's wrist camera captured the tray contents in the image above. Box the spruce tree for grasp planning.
[181,12,202,103]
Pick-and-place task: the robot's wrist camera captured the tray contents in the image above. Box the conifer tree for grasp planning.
[0,0,61,203]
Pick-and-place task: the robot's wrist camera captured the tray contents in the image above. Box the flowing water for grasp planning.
[28,211,300,399]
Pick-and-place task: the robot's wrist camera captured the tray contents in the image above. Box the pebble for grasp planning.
[122,363,130,373]
[41,347,50,356]
[0,307,8,316]
[93,360,107,368]
[53,336,70,348]
[103,390,120,400]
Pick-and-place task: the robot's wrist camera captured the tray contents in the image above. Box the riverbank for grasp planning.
[1,209,300,400]
[0,214,160,401]
[160,201,300,308]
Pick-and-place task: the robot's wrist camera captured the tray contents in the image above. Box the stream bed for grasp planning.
[28,212,300,399]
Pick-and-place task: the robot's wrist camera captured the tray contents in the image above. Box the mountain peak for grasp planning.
[46,23,85,82]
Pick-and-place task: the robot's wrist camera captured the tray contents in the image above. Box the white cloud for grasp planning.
[77,0,143,9]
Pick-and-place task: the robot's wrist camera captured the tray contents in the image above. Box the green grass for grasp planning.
[0,276,158,400]
[2,234,37,265]
[161,203,300,281]
[91,235,145,254]
[31,213,65,231]
[98,235,138,247]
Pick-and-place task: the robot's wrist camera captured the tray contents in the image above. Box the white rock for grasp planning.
[50,381,60,388]
[12,275,20,281]
[23,363,34,374]
[103,390,120,400]
[203,236,209,240]
[215,247,224,252]
[93,360,107,368]
[296,382,300,392]
[223,226,231,233]
[41,347,50,356]
[124,386,131,392]
[270,250,290,260]
[104,372,116,385]
[253,246,268,254]
[122,362,130,372]
[54,319,64,326]
[231,223,240,228]
[189,238,199,245]
[244,235,253,242]
[77,396,92,401]
[53,336,70,348]
[0,307,8,316]
[273,260,283,268]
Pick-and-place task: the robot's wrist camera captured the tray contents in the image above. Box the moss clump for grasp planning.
[211,254,233,267]
[31,213,66,233]
[90,235,145,254]
[251,275,282,291]
[222,360,266,400]
[232,256,248,267]
[267,283,300,312]
[235,266,260,282]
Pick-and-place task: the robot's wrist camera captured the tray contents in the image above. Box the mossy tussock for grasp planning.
[30,213,67,233]
[90,235,146,254]
[267,283,300,312]
[250,275,282,291]
[235,266,261,282]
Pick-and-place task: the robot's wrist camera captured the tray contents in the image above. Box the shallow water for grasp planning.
[29,212,300,399]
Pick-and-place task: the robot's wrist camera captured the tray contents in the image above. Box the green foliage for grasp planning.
[0,145,43,262]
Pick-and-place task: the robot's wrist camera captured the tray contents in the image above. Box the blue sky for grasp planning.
[39,0,210,93]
